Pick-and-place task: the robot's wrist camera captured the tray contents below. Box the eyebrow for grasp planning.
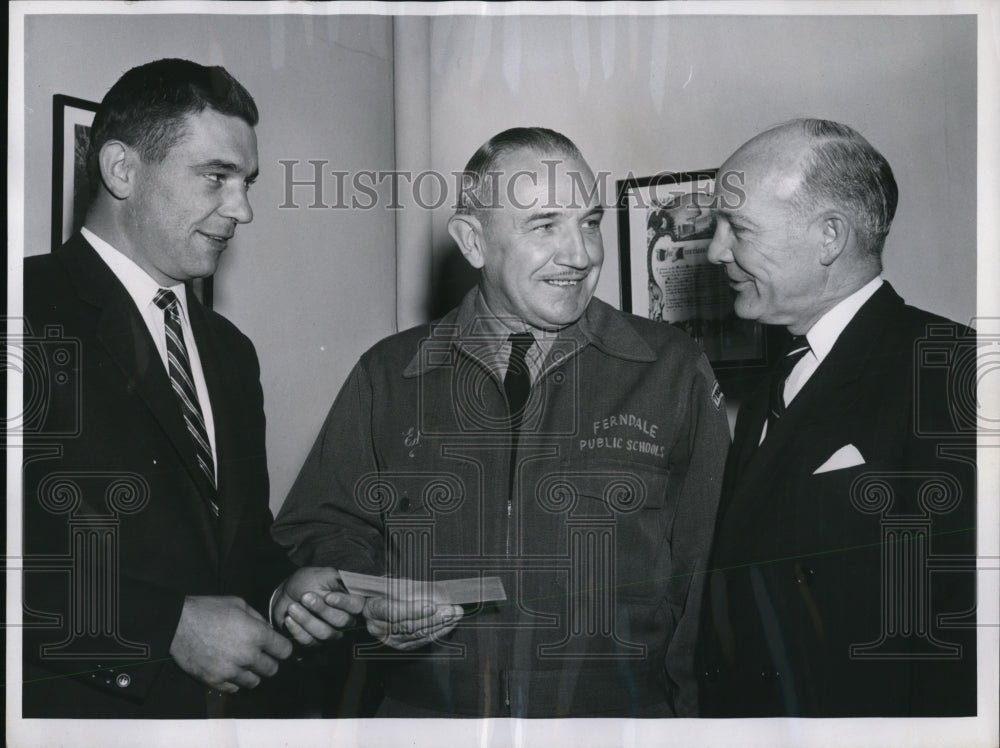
[195,159,258,180]
[523,205,604,222]
[715,208,752,227]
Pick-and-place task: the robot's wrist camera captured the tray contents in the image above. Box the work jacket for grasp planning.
[274,289,730,717]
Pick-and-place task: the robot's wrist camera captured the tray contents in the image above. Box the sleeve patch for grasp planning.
[711,380,724,409]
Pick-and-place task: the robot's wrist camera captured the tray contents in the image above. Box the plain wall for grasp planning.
[418,14,977,327]
[22,14,398,511]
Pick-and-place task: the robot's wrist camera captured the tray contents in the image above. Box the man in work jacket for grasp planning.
[273,127,731,718]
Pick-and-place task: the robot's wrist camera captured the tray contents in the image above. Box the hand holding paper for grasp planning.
[363,595,464,651]
[272,567,366,647]
[338,571,507,650]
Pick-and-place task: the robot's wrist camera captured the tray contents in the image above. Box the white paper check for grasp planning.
[339,570,506,605]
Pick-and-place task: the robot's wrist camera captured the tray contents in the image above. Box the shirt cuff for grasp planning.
[268,584,283,629]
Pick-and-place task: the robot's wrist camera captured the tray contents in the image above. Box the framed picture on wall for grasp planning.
[50,93,213,308]
[51,94,97,254]
[616,171,778,391]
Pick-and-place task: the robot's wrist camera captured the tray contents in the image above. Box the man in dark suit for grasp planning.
[696,118,977,717]
[22,58,364,718]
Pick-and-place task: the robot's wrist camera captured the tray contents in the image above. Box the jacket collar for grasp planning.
[402,287,656,377]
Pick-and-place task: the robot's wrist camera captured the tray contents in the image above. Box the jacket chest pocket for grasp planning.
[364,468,481,569]
[524,459,676,600]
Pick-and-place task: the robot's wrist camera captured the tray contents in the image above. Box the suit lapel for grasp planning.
[59,237,220,563]
[186,290,246,564]
[726,284,904,506]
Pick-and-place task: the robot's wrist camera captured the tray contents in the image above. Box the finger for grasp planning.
[363,596,388,620]
[299,593,355,629]
[388,603,460,635]
[396,608,462,643]
[231,669,262,690]
[247,650,281,679]
[367,619,389,641]
[283,614,319,647]
[406,619,456,640]
[287,602,338,641]
[259,627,294,660]
[365,596,434,623]
[399,619,458,644]
[385,601,440,633]
[396,599,437,622]
[218,682,241,695]
[385,636,430,652]
[323,591,366,617]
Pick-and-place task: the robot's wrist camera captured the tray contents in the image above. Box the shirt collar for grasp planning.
[403,287,655,377]
[804,276,883,363]
[82,227,190,321]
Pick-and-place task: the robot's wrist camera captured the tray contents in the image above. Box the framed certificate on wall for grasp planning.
[616,170,773,371]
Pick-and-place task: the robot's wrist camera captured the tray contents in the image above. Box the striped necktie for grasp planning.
[768,334,811,423]
[153,289,220,518]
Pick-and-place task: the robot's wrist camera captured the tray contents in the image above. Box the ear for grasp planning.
[97,141,139,200]
[816,211,850,266]
[447,213,487,269]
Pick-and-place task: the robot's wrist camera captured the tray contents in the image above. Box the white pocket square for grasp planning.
[813,444,865,474]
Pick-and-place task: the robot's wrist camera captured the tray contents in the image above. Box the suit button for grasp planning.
[760,667,780,682]
[794,565,815,586]
[702,663,719,682]
[115,673,131,688]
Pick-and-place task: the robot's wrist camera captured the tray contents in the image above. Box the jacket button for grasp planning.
[115,673,131,688]
[794,564,815,586]
[702,664,719,682]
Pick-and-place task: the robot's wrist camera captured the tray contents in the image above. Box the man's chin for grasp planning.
[732,297,762,323]
[534,307,588,330]
[188,256,222,280]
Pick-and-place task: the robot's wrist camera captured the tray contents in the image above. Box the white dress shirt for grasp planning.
[82,227,218,474]
[760,276,883,443]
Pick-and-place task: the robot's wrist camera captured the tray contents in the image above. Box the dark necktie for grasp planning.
[153,289,220,517]
[768,334,811,423]
[504,332,534,429]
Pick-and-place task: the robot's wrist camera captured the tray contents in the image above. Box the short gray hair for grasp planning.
[455,127,583,222]
[777,119,898,257]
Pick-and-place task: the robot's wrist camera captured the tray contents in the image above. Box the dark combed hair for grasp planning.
[782,118,898,257]
[86,58,258,189]
[455,127,583,220]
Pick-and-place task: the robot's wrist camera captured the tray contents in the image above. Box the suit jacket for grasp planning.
[21,235,295,718]
[697,282,977,717]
